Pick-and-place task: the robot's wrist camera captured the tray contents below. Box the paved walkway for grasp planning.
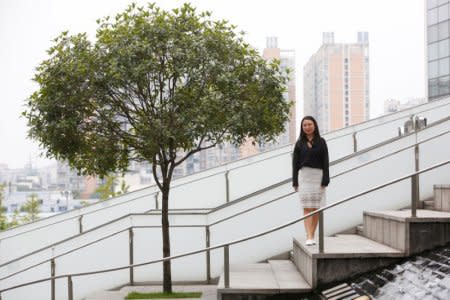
[85,285,217,300]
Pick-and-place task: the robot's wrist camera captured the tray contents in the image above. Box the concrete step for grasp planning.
[434,184,450,211]
[217,260,312,299]
[423,199,435,210]
[363,209,450,255]
[292,234,404,288]
[356,224,364,236]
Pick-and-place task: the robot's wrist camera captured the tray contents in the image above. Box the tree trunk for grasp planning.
[161,185,172,293]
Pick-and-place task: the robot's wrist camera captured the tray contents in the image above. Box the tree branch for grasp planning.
[152,155,163,191]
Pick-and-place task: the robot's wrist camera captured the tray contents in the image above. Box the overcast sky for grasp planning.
[0,0,426,169]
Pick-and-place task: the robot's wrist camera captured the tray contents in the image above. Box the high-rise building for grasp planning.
[426,0,450,99]
[304,32,370,133]
[240,37,297,156]
[263,37,297,144]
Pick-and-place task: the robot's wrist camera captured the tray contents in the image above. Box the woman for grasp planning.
[292,116,329,246]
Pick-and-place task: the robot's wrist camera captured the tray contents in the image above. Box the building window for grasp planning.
[438,21,449,40]
[429,60,439,78]
[439,75,450,95]
[439,39,449,58]
[345,110,349,115]
[428,0,438,10]
[429,78,439,96]
[429,25,439,43]
[439,57,450,76]
[428,8,438,26]
[345,104,349,108]
[429,42,439,61]
[438,4,449,23]
[427,8,438,25]
[344,58,348,63]
[345,84,348,89]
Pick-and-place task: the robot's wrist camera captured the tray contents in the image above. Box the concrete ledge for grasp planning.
[434,184,450,212]
[363,210,450,255]
[292,235,404,288]
[364,209,450,223]
[293,235,404,259]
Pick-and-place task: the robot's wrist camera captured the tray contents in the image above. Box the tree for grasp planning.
[9,209,21,228]
[95,174,129,200]
[21,194,41,223]
[0,183,7,230]
[25,3,291,292]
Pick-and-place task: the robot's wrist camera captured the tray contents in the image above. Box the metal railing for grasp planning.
[2,126,449,286]
[0,160,448,299]
[2,97,448,241]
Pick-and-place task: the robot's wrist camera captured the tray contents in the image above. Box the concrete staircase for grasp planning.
[216,260,311,299]
[217,185,450,299]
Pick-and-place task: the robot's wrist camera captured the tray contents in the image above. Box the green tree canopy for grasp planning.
[21,194,41,223]
[0,183,7,230]
[25,3,291,292]
[95,175,130,200]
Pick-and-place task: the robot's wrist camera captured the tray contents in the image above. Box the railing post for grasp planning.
[78,215,83,234]
[411,144,420,217]
[205,226,211,283]
[319,211,324,253]
[225,171,230,203]
[224,245,230,288]
[129,228,134,285]
[68,276,73,300]
[352,132,357,153]
[51,259,55,300]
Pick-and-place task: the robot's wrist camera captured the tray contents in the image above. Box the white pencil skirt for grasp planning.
[298,167,326,208]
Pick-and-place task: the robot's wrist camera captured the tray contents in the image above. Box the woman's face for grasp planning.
[302,119,315,135]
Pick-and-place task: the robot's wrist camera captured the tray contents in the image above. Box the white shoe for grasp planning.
[305,239,316,246]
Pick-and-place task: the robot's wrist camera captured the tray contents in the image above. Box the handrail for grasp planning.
[326,96,450,141]
[2,126,449,275]
[2,97,448,238]
[1,160,448,296]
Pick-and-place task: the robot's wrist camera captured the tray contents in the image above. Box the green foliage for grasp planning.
[8,210,21,229]
[24,2,291,178]
[95,174,130,200]
[20,194,41,223]
[0,184,7,230]
[24,3,291,291]
[71,190,81,199]
[0,183,20,231]
[125,291,202,299]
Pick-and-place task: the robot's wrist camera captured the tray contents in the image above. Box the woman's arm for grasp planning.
[292,142,301,187]
[321,138,330,187]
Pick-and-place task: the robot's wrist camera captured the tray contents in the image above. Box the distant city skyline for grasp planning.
[0,0,426,168]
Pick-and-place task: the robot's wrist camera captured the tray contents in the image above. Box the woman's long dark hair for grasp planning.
[297,116,321,146]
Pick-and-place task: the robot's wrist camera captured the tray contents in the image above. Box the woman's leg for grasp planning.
[310,208,319,239]
[303,208,314,240]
